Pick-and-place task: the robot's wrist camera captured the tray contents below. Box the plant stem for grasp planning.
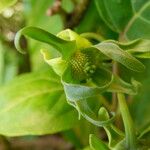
[65,0,90,29]
[117,93,137,150]
[111,61,119,111]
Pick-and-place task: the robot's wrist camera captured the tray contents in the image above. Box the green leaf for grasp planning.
[0,0,17,12]
[108,76,141,95]
[106,39,150,58]
[125,1,150,39]
[98,107,124,148]
[0,69,78,136]
[92,42,145,72]
[105,39,150,52]
[76,1,118,40]
[95,0,150,39]
[92,68,140,95]
[94,0,133,32]
[23,0,63,70]
[14,26,76,59]
[120,39,150,59]
[94,0,116,32]
[89,134,109,150]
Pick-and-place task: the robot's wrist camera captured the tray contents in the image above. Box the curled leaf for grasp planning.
[14,26,76,59]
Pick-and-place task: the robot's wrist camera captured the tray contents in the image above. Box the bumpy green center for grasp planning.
[70,51,96,81]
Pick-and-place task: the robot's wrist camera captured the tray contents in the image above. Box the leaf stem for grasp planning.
[117,93,137,150]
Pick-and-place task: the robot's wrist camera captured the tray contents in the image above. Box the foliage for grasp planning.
[0,69,79,136]
[0,0,150,150]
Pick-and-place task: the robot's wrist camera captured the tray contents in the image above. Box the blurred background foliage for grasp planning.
[0,0,149,149]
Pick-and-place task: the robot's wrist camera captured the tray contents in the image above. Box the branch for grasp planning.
[46,0,90,29]
[65,0,89,29]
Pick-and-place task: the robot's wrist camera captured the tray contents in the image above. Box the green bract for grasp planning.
[15,26,146,127]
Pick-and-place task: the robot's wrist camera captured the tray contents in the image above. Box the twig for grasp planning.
[111,61,119,111]
[65,0,89,29]
[46,0,62,16]
[46,0,90,29]
[111,32,123,111]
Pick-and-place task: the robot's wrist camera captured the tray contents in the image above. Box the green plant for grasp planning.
[12,26,149,149]
[0,0,150,150]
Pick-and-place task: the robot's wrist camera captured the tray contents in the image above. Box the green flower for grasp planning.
[14,26,144,127]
